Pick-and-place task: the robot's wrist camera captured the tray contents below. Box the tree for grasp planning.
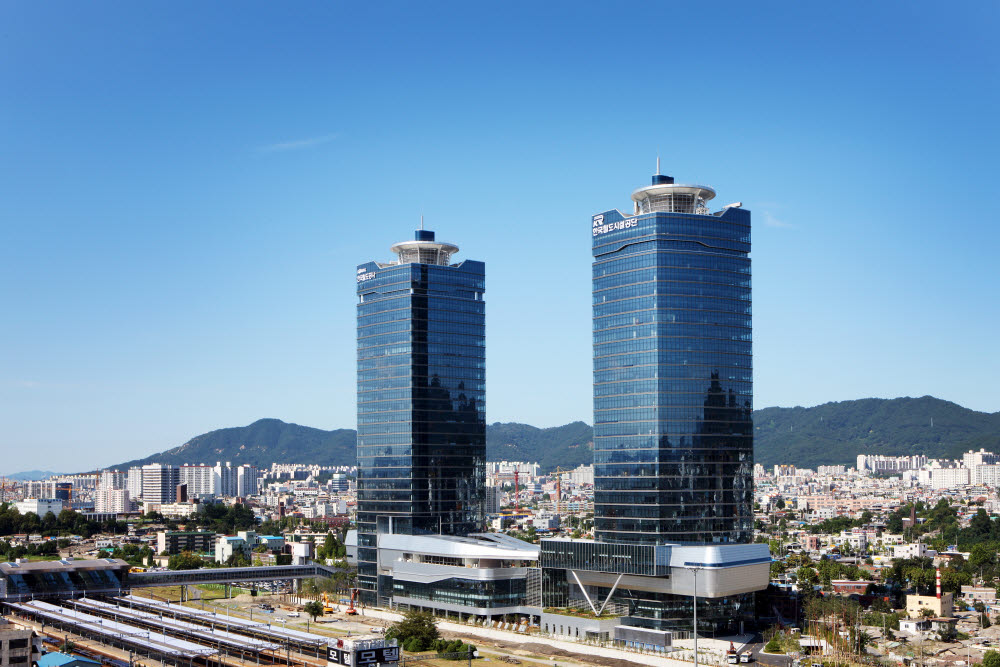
[970,542,997,570]
[225,552,250,568]
[386,610,439,652]
[318,532,337,561]
[983,649,1000,667]
[167,550,203,570]
[304,600,324,621]
[796,566,818,598]
[849,627,872,655]
[941,568,972,593]
[969,510,994,539]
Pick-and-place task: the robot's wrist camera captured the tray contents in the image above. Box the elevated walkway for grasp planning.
[128,564,341,587]
[2,559,341,601]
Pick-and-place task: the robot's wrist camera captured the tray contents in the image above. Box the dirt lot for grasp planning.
[443,632,650,667]
[137,587,644,667]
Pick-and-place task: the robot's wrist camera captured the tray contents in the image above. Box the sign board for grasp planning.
[327,644,399,666]
[593,214,638,237]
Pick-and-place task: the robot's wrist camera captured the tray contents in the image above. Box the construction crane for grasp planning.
[0,478,13,504]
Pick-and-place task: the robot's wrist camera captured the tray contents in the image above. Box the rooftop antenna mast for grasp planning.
[656,155,660,175]
[420,215,424,231]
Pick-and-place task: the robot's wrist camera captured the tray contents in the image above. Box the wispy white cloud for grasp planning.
[4,379,88,391]
[763,211,795,229]
[258,133,338,153]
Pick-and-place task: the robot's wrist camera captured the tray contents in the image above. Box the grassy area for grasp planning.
[542,606,618,620]
[132,585,184,602]
[194,583,251,598]
[131,585,238,603]
[401,654,491,667]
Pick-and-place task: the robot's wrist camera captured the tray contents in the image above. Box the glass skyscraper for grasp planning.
[355,228,486,605]
[588,169,754,630]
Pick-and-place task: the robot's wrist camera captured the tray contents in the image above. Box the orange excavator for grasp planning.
[345,588,359,615]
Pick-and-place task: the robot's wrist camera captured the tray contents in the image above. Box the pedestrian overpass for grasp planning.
[1,559,341,602]
[127,563,340,588]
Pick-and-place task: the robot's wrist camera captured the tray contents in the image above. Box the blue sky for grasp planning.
[2,2,998,473]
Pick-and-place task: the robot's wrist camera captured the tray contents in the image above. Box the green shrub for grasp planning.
[764,639,784,654]
[403,637,426,653]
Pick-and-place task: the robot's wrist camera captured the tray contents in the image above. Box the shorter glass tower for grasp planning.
[355,229,486,605]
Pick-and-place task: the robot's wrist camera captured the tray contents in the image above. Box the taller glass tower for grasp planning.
[355,228,486,605]
[586,169,755,632]
[592,170,753,544]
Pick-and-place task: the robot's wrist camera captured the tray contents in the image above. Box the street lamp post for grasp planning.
[687,566,700,667]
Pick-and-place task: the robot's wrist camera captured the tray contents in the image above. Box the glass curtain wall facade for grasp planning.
[356,230,486,604]
[590,172,754,631]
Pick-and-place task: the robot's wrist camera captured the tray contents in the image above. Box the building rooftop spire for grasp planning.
[390,227,459,266]
[632,168,715,215]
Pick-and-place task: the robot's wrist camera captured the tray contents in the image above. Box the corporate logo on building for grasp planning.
[593,214,638,237]
[356,267,376,283]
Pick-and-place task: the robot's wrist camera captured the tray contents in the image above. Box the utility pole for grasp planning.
[514,470,520,512]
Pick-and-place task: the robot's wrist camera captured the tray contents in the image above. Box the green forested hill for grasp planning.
[486,421,595,471]
[111,418,593,473]
[108,397,1000,473]
[114,418,357,470]
[753,396,1000,468]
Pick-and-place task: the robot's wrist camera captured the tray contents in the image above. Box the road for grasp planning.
[748,640,793,667]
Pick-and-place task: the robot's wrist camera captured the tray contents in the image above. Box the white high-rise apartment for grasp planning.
[236,465,261,497]
[213,461,238,497]
[99,470,125,491]
[141,464,179,504]
[126,467,144,500]
[964,449,1000,470]
[95,488,135,513]
[180,464,215,497]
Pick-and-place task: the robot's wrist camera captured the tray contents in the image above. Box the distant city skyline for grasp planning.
[2,2,998,472]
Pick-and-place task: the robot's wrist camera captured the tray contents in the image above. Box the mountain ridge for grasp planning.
[1,470,64,481]
[104,396,1000,473]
